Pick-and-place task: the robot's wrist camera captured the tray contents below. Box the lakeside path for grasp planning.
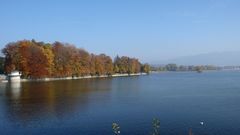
[1,73,147,83]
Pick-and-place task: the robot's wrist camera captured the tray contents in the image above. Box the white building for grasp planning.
[8,71,21,82]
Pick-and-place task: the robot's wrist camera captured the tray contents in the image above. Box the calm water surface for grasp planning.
[0,71,240,135]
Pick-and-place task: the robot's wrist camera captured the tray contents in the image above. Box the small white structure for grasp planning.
[8,71,21,82]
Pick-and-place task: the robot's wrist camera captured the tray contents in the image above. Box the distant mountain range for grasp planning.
[157,51,240,66]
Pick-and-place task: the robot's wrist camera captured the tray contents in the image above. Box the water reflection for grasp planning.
[3,78,112,126]
[0,72,240,135]
[6,81,21,99]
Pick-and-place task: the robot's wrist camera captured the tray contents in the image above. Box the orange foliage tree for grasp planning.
[2,40,148,78]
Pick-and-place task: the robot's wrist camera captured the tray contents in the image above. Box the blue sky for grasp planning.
[1,0,240,64]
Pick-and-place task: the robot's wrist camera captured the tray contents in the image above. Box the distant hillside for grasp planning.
[159,51,240,66]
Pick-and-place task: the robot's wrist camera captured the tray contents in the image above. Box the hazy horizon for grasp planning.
[152,51,240,66]
[1,0,240,64]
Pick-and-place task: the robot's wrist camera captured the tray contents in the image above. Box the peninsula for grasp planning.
[2,40,150,80]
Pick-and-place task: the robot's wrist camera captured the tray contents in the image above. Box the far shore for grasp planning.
[1,73,147,83]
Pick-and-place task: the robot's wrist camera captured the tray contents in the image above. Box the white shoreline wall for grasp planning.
[17,73,148,82]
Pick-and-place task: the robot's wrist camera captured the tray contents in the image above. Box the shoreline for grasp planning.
[1,73,147,83]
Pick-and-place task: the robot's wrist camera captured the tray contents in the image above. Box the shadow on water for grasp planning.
[2,78,113,126]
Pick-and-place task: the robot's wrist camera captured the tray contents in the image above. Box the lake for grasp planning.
[0,71,240,135]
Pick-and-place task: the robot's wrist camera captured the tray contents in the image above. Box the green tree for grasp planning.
[113,65,120,73]
[165,64,178,71]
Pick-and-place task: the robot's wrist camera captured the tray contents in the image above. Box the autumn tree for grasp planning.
[2,40,145,78]
[94,54,105,75]
[41,43,54,76]
[2,40,54,78]
[77,49,90,76]
[2,42,21,73]
[27,44,51,78]
[102,54,113,75]
[52,42,73,77]
[128,58,141,73]
[89,54,96,76]
[141,63,151,74]
[113,56,141,74]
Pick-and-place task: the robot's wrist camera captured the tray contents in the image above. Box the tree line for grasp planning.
[2,40,150,78]
[151,64,220,72]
